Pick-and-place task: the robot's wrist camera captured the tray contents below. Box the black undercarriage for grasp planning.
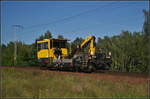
[39,53,112,73]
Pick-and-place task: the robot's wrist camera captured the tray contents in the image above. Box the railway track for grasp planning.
[0,66,148,78]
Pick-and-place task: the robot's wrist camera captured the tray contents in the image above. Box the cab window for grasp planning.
[53,40,66,48]
[37,42,48,50]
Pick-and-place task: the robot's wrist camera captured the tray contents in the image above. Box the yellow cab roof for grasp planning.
[37,38,68,43]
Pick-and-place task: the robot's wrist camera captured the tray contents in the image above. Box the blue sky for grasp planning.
[1,1,149,44]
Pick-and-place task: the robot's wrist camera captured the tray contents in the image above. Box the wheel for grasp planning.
[86,63,96,73]
[75,66,79,72]
[87,66,92,73]
[72,67,76,72]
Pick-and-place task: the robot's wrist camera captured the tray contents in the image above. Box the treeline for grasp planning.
[1,10,149,72]
[97,31,148,72]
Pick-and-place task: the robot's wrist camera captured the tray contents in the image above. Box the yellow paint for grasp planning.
[37,49,49,58]
[80,36,96,55]
[37,38,68,60]
[37,36,96,62]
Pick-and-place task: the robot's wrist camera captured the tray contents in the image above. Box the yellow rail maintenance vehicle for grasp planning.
[37,36,112,72]
[37,38,69,68]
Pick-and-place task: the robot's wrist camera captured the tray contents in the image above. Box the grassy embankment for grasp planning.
[0,68,148,98]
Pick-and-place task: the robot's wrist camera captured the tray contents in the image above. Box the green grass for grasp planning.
[0,68,148,98]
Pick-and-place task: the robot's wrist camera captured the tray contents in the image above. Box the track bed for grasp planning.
[0,66,148,84]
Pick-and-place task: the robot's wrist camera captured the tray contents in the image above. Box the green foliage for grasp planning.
[57,35,64,39]
[97,31,148,72]
[1,41,37,66]
[1,42,14,66]
[36,30,52,41]
[71,37,84,52]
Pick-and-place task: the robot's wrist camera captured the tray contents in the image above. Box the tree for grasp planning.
[44,30,52,39]
[57,35,64,39]
[96,30,148,72]
[1,41,32,66]
[71,37,83,50]
[36,30,52,41]
[69,37,84,56]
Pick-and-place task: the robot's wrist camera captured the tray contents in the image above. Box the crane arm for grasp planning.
[80,36,96,55]
[80,36,95,48]
[71,36,96,56]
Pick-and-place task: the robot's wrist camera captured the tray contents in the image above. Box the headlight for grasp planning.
[108,52,111,56]
[92,55,96,58]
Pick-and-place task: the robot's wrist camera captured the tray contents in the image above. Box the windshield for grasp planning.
[37,42,48,50]
[53,40,66,48]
